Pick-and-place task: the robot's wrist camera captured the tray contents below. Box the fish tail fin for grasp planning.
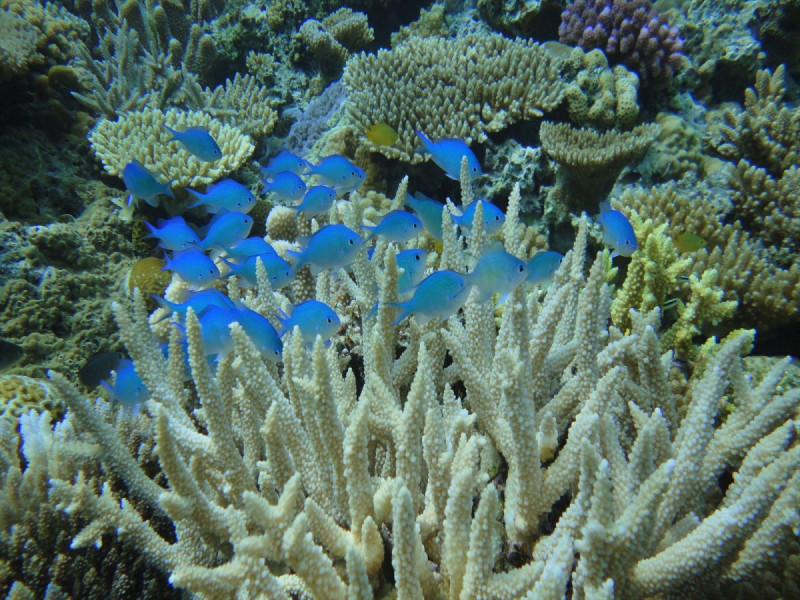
[185,188,205,208]
[385,301,410,326]
[143,221,158,237]
[162,124,178,140]
[219,257,236,276]
[99,380,114,395]
[164,181,175,200]
[414,130,432,152]
[151,295,177,314]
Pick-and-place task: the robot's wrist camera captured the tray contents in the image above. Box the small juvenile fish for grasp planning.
[598,203,637,258]
[152,289,235,321]
[79,350,125,388]
[675,232,706,253]
[415,130,482,181]
[163,125,222,162]
[451,199,505,235]
[404,192,445,241]
[396,248,428,295]
[526,251,563,284]
[464,249,528,304]
[221,253,294,289]
[261,170,307,201]
[100,359,148,407]
[361,210,423,243]
[163,248,220,286]
[287,224,363,273]
[187,179,257,214]
[0,339,24,371]
[223,237,277,261]
[122,160,174,207]
[387,269,472,326]
[308,155,366,193]
[144,216,200,251]
[279,300,340,346]
[200,212,254,251]
[366,122,398,146]
[291,185,337,219]
[235,307,283,363]
[260,150,311,178]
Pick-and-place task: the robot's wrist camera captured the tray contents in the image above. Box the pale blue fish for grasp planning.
[187,179,257,214]
[221,253,294,289]
[235,307,283,363]
[464,249,528,304]
[162,248,220,286]
[260,150,311,178]
[452,199,505,235]
[291,185,337,218]
[144,216,199,251]
[526,251,563,284]
[152,288,235,322]
[286,224,363,273]
[415,130,482,181]
[396,248,428,295]
[404,192,445,241]
[387,269,472,326]
[361,210,423,243]
[278,300,340,346]
[261,170,307,201]
[223,237,278,261]
[122,160,174,207]
[200,212,254,251]
[196,306,236,357]
[100,359,148,409]
[308,155,366,193]
[598,203,637,258]
[163,125,222,161]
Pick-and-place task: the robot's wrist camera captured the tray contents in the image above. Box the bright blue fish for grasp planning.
[261,170,307,201]
[100,359,148,408]
[163,125,222,162]
[291,185,337,219]
[144,216,199,251]
[261,150,311,178]
[308,155,366,193]
[404,192,445,241]
[387,269,472,326]
[396,248,428,295]
[286,224,363,273]
[598,203,637,258]
[235,307,283,363]
[187,179,257,214]
[221,253,294,289]
[452,199,505,235]
[361,210,423,243]
[163,248,220,286]
[223,237,277,261]
[415,130,482,181]
[196,306,236,357]
[152,289,235,322]
[526,251,563,284]
[279,300,340,346]
[200,212,254,251]
[122,160,174,207]
[464,249,528,304]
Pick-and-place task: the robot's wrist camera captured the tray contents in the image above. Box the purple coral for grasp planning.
[559,0,685,87]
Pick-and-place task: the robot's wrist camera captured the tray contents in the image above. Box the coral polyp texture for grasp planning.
[559,0,685,87]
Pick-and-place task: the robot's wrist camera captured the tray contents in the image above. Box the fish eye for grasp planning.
[495,216,501,221]
[518,265,524,272]
[415,254,421,260]
[326,317,333,323]
[348,238,354,245]
[472,167,478,172]
[625,240,631,246]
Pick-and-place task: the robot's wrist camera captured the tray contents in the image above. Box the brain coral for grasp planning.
[344,33,566,161]
[89,107,254,189]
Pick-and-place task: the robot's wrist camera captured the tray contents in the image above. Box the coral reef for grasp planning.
[0,375,58,421]
[640,112,707,182]
[477,0,566,38]
[297,8,374,74]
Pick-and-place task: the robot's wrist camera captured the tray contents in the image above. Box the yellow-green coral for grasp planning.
[0,374,59,420]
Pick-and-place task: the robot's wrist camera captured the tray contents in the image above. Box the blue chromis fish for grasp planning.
[235,307,283,363]
[144,216,200,251]
[79,350,125,388]
[261,170,307,201]
[223,237,277,261]
[464,249,528,304]
[122,160,174,207]
[200,212,254,251]
[404,192,445,241]
[308,155,366,194]
[100,359,148,408]
[196,306,236,357]
[286,224,363,273]
[598,203,637,258]
[361,210,423,243]
[415,130,482,181]
[152,288,235,322]
[387,269,472,326]
[526,251,563,284]
[221,253,294,289]
[260,150,311,178]
[163,248,220,286]
[163,125,222,162]
[279,300,340,346]
[187,179,257,214]
[451,199,505,235]
[396,248,428,295]
[291,185,337,219]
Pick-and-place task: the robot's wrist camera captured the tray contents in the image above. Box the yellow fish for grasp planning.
[366,122,398,146]
[675,232,706,253]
